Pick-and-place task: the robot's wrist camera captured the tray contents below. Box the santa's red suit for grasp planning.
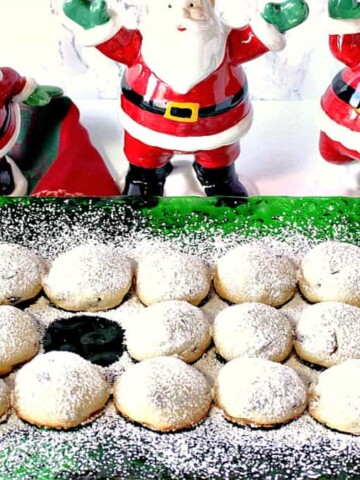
[0,67,36,158]
[319,21,360,163]
[76,17,285,169]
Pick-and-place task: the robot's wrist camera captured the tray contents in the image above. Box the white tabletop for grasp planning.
[77,99,360,197]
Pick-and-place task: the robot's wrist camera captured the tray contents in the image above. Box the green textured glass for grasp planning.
[0,196,359,480]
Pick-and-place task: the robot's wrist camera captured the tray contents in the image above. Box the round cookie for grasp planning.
[298,241,360,306]
[309,360,360,435]
[214,357,307,427]
[126,300,211,363]
[0,379,10,421]
[213,303,293,362]
[14,351,110,429]
[295,302,360,367]
[0,305,39,375]
[214,244,297,307]
[135,252,211,306]
[113,356,212,432]
[43,244,133,312]
[0,243,47,305]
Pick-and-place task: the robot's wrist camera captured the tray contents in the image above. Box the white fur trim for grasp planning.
[250,16,286,52]
[119,107,253,151]
[0,70,3,82]
[327,17,360,35]
[12,78,37,103]
[61,8,123,47]
[0,104,21,158]
[4,157,28,196]
[318,107,360,153]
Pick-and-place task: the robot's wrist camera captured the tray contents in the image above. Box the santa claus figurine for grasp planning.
[63,0,309,196]
[0,67,62,196]
[319,0,360,165]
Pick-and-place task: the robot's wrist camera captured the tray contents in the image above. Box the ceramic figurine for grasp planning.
[63,0,309,197]
[319,1,360,164]
[0,67,63,196]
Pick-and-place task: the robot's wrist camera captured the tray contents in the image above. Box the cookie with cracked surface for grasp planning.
[214,244,297,307]
[298,241,360,306]
[113,356,212,432]
[214,357,307,427]
[43,244,133,312]
[14,351,110,429]
[0,243,47,305]
[213,303,293,362]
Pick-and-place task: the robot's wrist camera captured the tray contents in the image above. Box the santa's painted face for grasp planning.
[141,0,228,94]
[146,0,215,34]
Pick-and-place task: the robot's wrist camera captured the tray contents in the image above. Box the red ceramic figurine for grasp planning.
[0,67,62,195]
[320,1,360,165]
[63,0,309,196]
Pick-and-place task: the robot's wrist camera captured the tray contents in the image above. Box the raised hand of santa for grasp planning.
[262,0,309,32]
[62,0,309,197]
[63,0,110,29]
[329,0,360,19]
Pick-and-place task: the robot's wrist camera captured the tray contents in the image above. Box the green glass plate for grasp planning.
[0,196,360,480]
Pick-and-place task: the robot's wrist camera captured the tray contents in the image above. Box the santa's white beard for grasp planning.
[141,18,229,95]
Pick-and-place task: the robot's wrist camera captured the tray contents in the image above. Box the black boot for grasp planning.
[0,157,15,195]
[193,162,248,197]
[123,163,173,196]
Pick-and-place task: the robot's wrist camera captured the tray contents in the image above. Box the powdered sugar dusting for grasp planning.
[43,244,133,311]
[0,243,47,304]
[114,356,212,431]
[0,306,39,373]
[14,351,110,428]
[125,300,211,362]
[213,303,293,362]
[215,358,307,426]
[0,199,359,478]
[136,251,211,305]
[295,302,360,367]
[214,243,297,306]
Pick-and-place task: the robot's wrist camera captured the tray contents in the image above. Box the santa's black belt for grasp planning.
[0,104,11,138]
[121,77,248,123]
[332,70,360,110]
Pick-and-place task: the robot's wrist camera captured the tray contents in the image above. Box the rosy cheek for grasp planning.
[191,8,206,20]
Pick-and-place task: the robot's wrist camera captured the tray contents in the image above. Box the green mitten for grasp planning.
[63,0,110,30]
[24,86,64,107]
[262,0,309,33]
[328,0,360,19]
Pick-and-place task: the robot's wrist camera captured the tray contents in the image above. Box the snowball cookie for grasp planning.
[0,243,47,305]
[214,244,297,307]
[309,360,360,435]
[126,300,211,363]
[298,241,360,306]
[43,244,133,312]
[135,252,211,306]
[113,356,212,431]
[0,379,10,421]
[295,302,360,368]
[213,303,293,362]
[214,357,307,427]
[14,351,110,429]
[0,306,39,375]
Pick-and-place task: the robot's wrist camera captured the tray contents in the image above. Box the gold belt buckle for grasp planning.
[164,101,199,123]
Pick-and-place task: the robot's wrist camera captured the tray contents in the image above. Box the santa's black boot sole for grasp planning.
[0,157,15,195]
[193,162,248,197]
[123,163,173,197]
